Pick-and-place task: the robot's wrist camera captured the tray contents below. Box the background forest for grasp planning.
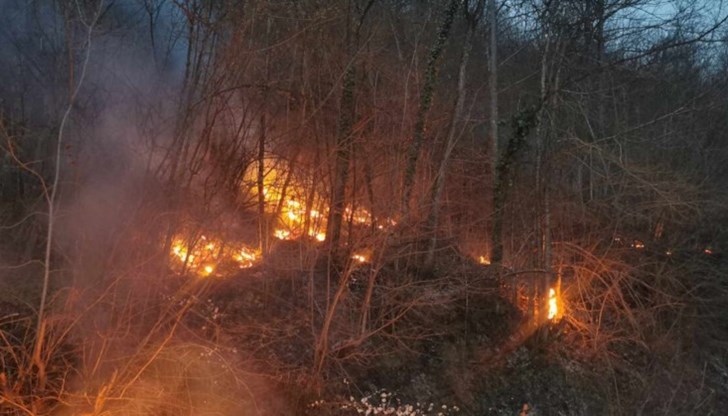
[1,0,728,414]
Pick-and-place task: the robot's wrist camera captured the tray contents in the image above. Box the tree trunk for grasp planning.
[326,0,376,251]
[490,106,539,265]
[425,15,476,268]
[325,63,356,250]
[257,114,267,257]
[400,0,459,216]
[487,0,498,186]
[487,0,500,263]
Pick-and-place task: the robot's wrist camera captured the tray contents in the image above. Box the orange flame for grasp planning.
[244,160,395,244]
[169,235,259,277]
[547,288,558,320]
[351,253,368,263]
[478,255,491,265]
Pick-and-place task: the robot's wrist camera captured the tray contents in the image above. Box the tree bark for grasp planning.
[487,0,498,183]
[326,0,376,251]
[257,113,267,257]
[490,106,539,265]
[400,0,459,216]
[326,63,356,250]
[425,10,477,267]
[487,0,500,263]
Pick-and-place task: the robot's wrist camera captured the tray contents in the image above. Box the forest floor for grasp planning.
[1,242,725,415]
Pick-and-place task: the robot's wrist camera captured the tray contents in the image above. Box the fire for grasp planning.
[478,255,491,265]
[351,253,368,263]
[632,240,645,249]
[345,206,371,224]
[233,248,258,268]
[169,235,259,277]
[309,230,326,242]
[547,288,558,320]
[274,229,292,240]
[243,159,395,244]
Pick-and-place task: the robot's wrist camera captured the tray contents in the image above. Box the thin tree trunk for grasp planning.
[325,63,356,250]
[487,0,501,264]
[258,14,273,257]
[425,18,475,268]
[487,0,498,181]
[35,3,101,390]
[400,0,459,216]
[257,114,267,256]
[490,106,539,266]
[326,0,376,251]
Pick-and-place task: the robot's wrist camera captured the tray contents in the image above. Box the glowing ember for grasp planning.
[632,240,645,249]
[351,254,368,263]
[547,288,558,320]
[704,248,713,255]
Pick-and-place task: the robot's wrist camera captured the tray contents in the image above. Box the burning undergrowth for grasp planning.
[3,226,725,415]
[4,160,719,416]
[169,233,260,277]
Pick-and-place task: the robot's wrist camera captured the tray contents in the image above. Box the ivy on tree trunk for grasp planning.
[400,0,459,216]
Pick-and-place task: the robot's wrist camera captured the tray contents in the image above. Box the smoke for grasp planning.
[0,2,294,414]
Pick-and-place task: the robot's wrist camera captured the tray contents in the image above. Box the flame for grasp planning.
[547,288,558,320]
[478,255,491,265]
[351,253,368,263]
[241,159,398,245]
[632,240,645,249]
[308,230,326,242]
[169,235,259,277]
[170,160,403,276]
[233,247,258,268]
[273,229,292,240]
